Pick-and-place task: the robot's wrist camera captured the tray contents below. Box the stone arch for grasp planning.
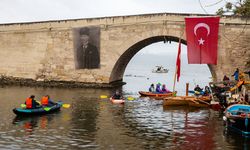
[109,35,216,83]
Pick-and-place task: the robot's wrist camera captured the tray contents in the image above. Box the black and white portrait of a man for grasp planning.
[73,27,100,69]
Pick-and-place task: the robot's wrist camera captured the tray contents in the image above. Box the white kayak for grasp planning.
[110,98,125,104]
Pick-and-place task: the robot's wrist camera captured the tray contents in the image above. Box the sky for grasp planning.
[0,0,235,24]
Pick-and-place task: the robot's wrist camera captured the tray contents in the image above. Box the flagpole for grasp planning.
[172,66,177,93]
[172,38,181,94]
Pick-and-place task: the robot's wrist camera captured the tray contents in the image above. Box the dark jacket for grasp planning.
[112,94,122,100]
[76,43,100,69]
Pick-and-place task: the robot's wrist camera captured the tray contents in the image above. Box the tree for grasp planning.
[216,0,250,17]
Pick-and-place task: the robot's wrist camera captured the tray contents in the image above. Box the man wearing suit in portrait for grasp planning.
[76,28,100,69]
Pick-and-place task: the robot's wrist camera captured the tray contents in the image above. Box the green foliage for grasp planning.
[216,0,250,17]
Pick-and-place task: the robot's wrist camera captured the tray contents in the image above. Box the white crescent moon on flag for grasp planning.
[194,23,210,36]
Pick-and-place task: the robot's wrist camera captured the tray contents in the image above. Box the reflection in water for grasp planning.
[0,86,249,149]
[13,114,56,135]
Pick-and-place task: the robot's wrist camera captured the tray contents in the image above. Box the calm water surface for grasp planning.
[1,49,250,149]
[0,86,249,149]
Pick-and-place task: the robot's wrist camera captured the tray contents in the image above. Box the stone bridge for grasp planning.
[0,13,249,86]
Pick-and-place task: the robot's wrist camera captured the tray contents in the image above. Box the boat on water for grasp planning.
[152,66,169,73]
[163,96,211,107]
[223,104,250,137]
[13,102,62,116]
[139,91,176,98]
[110,98,125,104]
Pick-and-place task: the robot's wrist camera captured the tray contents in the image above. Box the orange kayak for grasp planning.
[138,91,176,97]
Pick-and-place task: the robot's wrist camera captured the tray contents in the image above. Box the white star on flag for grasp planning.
[198,38,205,45]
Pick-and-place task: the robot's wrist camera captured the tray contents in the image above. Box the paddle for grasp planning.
[57,101,71,108]
[20,104,52,111]
[20,104,26,109]
[20,101,71,110]
[44,107,51,111]
[62,104,70,108]
[100,95,136,101]
[100,95,108,99]
[43,103,70,111]
[44,103,70,111]
[127,97,135,101]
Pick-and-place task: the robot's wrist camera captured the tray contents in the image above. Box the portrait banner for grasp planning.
[73,26,100,69]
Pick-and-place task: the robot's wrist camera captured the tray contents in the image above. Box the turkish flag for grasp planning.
[185,16,220,64]
[176,39,181,82]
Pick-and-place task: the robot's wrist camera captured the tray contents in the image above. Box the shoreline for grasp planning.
[0,75,125,89]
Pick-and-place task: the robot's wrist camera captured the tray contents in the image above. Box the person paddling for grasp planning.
[25,95,40,109]
[41,95,56,107]
[112,90,123,100]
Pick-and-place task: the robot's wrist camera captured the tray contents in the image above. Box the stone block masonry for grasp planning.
[0,13,249,87]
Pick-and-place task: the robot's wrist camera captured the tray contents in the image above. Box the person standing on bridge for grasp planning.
[76,27,100,69]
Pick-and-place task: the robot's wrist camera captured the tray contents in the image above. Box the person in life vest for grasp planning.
[161,84,171,93]
[25,95,40,109]
[156,83,162,93]
[41,95,56,106]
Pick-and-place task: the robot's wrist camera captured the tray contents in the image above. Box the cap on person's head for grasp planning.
[79,27,89,36]
[30,95,35,98]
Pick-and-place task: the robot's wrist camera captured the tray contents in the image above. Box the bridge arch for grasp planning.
[109,35,216,83]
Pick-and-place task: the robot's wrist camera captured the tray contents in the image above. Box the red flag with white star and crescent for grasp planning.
[185,16,220,64]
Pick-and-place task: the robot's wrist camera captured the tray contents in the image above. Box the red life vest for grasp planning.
[26,98,32,109]
[41,96,49,106]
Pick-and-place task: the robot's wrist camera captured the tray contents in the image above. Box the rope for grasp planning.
[204,0,224,7]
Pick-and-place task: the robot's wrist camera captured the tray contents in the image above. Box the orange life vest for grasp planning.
[41,96,49,106]
[26,98,32,109]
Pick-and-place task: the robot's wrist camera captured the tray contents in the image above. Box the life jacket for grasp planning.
[26,98,32,109]
[41,96,49,106]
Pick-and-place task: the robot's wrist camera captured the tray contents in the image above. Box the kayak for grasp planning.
[110,98,125,104]
[223,104,250,137]
[13,103,62,116]
[188,90,205,95]
[139,91,176,97]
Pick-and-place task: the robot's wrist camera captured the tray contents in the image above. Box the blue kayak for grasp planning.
[13,103,62,116]
[188,90,205,95]
[224,104,250,137]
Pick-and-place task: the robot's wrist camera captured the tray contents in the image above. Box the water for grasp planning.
[0,43,250,149]
[0,86,249,150]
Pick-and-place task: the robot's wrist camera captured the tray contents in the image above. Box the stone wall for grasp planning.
[0,13,249,86]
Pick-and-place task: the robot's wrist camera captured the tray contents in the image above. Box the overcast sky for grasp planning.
[0,0,235,24]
